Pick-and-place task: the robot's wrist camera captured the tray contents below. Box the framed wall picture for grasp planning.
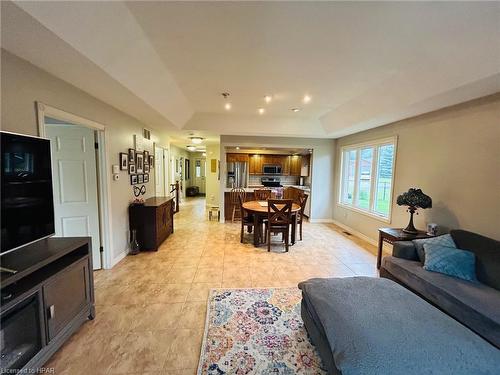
[128,148,136,164]
[130,174,138,185]
[136,153,144,173]
[144,163,150,173]
[144,151,149,162]
[149,155,154,167]
[144,174,149,183]
[129,163,136,174]
[138,174,144,184]
[119,153,128,170]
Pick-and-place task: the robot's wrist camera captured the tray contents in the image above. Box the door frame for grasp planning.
[36,102,113,269]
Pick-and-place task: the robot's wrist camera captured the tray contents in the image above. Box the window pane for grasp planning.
[374,144,394,216]
[356,148,373,210]
[342,150,357,204]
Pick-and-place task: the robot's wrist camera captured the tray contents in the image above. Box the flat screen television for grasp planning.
[1,131,55,255]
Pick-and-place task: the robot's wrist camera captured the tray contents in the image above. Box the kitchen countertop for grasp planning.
[224,185,311,193]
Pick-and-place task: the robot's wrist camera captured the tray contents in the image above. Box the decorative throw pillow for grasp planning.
[413,234,456,263]
[423,244,477,282]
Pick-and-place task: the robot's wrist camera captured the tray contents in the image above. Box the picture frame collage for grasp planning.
[119,149,154,186]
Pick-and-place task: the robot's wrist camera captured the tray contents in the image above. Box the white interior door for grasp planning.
[155,145,165,196]
[194,158,206,194]
[46,124,101,269]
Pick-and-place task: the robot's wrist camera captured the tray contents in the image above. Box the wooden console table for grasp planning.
[129,196,174,251]
[377,227,435,269]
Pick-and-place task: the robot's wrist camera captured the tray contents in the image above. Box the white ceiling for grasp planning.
[2,1,499,139]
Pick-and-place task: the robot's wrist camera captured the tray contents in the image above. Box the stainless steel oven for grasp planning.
[262,165,282,175]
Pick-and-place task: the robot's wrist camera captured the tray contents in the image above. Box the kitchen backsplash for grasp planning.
[249,175,299,186]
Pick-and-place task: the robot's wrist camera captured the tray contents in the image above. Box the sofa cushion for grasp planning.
[423,244,477,282]
[451,229,500,290]
[382,256,500,347]
[412,234,456,263]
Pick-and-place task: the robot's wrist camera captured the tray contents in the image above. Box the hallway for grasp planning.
[46,197,377,374]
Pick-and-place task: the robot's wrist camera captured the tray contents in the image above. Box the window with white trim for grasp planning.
[339,137,396,219]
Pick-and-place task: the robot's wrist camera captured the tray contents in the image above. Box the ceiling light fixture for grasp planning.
[291,108,301,112]
[236,146,240,150]
[264,95,272,103]
[187,145,196,152]
[303,94,311,103]
[258,108,265,115]
[190,137,204,144]
[224,102,232,110]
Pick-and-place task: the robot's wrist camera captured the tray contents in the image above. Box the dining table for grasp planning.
[242,200,301,247]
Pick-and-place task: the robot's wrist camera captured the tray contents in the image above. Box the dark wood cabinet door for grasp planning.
[43,258,90,340]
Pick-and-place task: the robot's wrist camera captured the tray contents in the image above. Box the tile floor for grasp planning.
[46,196,378,374]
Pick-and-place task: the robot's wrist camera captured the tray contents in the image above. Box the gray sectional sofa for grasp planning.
[380,229,500,348]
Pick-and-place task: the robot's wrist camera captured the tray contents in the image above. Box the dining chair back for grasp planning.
[297,194,309,240]
[254,189,271,201]
[230,188,246,222]
[266,199,293,252]
[238,194,257,243]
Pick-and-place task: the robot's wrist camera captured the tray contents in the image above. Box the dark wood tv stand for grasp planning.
[0,237,95,372]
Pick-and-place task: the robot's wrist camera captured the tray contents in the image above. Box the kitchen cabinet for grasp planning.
[300,154,310,177]
[249,154,262,175]
[227,153,249,163]
[290,156,302,176]
[282,156,291,175]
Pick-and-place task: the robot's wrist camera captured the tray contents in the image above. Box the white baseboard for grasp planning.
[331,219,378,247]
[308,218,335,223]
[109,250,127,269]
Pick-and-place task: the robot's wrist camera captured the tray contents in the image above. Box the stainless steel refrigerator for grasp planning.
[227,162,248,188]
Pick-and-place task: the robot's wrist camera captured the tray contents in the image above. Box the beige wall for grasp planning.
[1,50,172,266]
[206,143,221,207]
[333,94,500,241]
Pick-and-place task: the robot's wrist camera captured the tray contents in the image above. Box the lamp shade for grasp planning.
[397,188,432,209]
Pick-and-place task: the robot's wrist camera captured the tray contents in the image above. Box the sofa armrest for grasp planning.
[392,241,419,261]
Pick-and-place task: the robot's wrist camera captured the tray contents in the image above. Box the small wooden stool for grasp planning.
[208,206,220,221]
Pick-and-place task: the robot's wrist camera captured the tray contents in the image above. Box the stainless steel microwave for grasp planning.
[263,165,282,175]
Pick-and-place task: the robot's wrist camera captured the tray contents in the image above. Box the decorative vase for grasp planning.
[129,229,140,255]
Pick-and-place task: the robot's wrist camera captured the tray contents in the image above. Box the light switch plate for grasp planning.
[112,164,120,174]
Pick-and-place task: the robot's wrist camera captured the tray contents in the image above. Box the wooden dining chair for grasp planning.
[265,199,293,252]
[230,188,246,222]
[254,188,271,201]
[238,194,258,243]
[297,194,309,241]
[283,187,293,200]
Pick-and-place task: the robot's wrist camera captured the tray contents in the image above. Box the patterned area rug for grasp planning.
[197,288,327,374]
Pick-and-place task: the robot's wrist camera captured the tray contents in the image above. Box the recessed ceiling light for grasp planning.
[224,102,232,110]
[190,137,204,144]
[258,108,265,115]
[303,95,311,103]
[264,95,272,103]
[187,145,196,152]
[291,108,301,112]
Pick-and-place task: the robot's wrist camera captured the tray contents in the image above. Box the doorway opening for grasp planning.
[36,102,112,270]
[186,153,206,207]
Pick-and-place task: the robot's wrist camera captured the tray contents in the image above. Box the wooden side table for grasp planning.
[377,227,435,269]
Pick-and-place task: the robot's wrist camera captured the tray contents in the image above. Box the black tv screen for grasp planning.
[1,132,55,254]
